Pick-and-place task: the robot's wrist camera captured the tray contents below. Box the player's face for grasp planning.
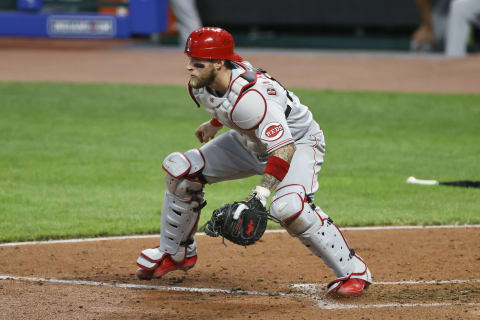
[186,57,216,88]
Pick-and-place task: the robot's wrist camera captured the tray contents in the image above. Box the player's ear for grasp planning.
[212,59,224,71]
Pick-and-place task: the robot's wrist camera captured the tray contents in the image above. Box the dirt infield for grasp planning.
[1,228,480,319]
[0,38,479,319]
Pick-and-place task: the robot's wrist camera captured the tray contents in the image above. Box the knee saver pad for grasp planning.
[270,184,318,235]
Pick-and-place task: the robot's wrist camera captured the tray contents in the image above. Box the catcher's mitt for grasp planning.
[203,197,268,246]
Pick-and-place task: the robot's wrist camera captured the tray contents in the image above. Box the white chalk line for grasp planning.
[376,279,480,285]
[293,279,480,287]
[1,224,479,247]
[291,281,480,310]
[314,300,480,310]
[1,275,479,310]
[0,275,303,298]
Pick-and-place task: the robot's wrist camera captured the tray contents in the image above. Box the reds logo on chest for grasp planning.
[261,122,284,141]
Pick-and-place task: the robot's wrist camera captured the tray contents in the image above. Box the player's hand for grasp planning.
[410,25,434,51]
[194,121,222,143]
[245,186,271,208]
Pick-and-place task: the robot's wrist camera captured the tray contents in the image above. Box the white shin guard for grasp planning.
[137,149,205,271]
[296,207,370,281]
[159,149,206,255]
[270,185,371,283]
[160,191,202,255]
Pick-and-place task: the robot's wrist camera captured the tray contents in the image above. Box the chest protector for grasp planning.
[189,62,290,157]
[190,62,287,131]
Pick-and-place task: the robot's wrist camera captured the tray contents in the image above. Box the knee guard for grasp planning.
[270,184,315,235]
[159,149,207,255]
[270,185,371,284]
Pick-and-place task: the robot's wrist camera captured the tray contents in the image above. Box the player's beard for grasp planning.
[189,69,216,89]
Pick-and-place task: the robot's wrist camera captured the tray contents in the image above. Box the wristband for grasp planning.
[264,155,290,181]
[210,118,223,127]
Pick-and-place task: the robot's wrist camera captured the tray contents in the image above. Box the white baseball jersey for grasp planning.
[188,61,314,158]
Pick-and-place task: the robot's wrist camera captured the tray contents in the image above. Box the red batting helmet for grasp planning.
[184,27,243,62]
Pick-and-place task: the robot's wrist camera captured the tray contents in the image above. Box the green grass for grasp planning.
[0,82,479,242]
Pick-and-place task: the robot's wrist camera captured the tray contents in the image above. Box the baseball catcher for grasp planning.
[135,27,372,297]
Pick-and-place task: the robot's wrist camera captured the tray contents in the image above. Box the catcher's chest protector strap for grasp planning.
[188,84,200,108]
[238,71,257,93]
[190,63,265,127]
[228,70,257,104]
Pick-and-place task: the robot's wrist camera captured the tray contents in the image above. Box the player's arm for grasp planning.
[194,118,223,143]
[260,142,296,192]
[249,142,296,207]
[187,84,223,143]
[229,88,295,206]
